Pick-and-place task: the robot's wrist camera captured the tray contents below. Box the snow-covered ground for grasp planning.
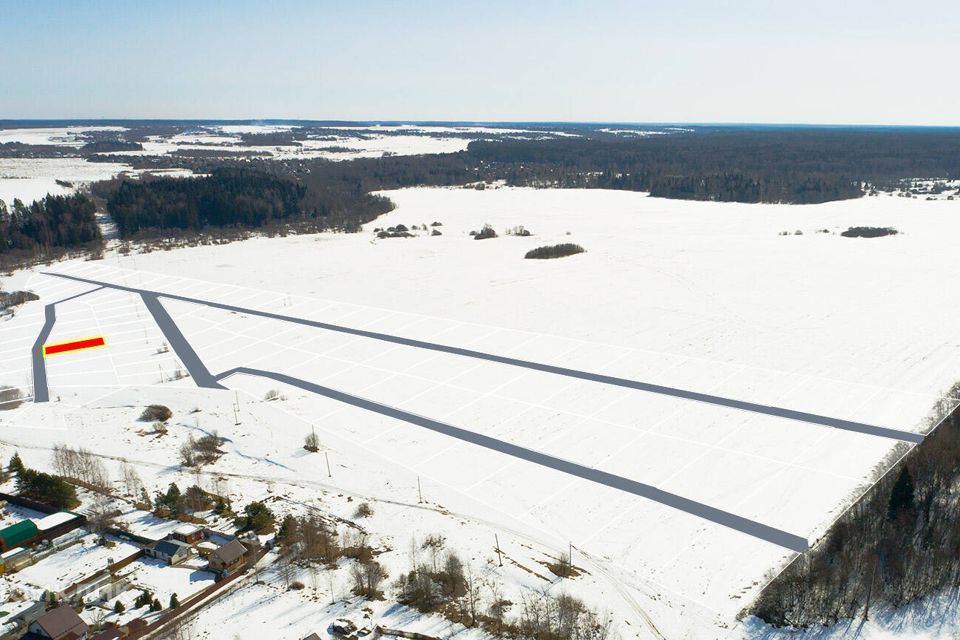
[0,158,132,206]
[0,126,127,147]
[2,187,960,639]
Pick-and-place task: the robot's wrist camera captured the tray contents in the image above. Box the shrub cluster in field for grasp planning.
[524,244,585,259]
[179,431,227,467]
[139,404,172,422]
[841,226,899,238]
[275,513,384,597]
[750,383,960,627]
[272,516,610,639]
[470,224,498,240]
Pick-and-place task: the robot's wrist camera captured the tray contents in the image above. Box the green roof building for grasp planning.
[0,520,38,551]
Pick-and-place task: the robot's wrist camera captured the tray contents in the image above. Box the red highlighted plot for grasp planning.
[43,336,106,357]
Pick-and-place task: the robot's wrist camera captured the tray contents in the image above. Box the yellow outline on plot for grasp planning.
[43,336,108,358]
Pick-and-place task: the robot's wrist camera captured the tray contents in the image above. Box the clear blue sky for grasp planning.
[2,0,958,124]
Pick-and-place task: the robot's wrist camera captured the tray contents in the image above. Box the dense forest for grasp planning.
[749,384,960,627]
[105,167,393,239]
[84,125,960,207]
[465,127,960,204]
[0,193,102,267]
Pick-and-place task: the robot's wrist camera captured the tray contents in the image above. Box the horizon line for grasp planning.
[2,118,960,130]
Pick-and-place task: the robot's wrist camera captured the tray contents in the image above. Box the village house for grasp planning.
[207,539,246,575]
[24,605,87,640]
[146,539,192,566]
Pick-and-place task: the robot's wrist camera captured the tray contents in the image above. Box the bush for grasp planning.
[304,429,320,453]
[139,405,172,422]
[180,432,226,466]
[471,224,497,240]
[840,226,898,238]
[524,244,585,260]
[354,502,373,519]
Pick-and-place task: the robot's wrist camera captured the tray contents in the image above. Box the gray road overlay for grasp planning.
[140,293,225,389]
[31,286,104,403]
[42,271,923,444]
[35,270,907,550]
[217,365,810,551]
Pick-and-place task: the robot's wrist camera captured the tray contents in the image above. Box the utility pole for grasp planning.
[417,476,423,504]
[495,534,503,567]
[324,451,332,478]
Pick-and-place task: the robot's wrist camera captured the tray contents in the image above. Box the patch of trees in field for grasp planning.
[749,384,960,627]
[0,193,102,267]
[525,244,585,259]
[79,140,143,154]
[841,226,899,238]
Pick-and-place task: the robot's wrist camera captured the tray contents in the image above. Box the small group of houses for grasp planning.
[0,495,262,640]
[140,524,256,578]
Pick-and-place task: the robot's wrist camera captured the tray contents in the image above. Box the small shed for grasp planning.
[0,519,38,551]
[171,524,203,545]
[35,511,84,542]
[0,546,32,573]
[196,540,218,558]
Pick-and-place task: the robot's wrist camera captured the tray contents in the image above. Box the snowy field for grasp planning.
[0,158,133,206]
[2,187,960,639]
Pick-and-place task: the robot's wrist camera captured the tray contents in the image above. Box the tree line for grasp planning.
[0,193,102,267]
[749,383,960,627]
[106,167,307,237]
[464,127,960,204]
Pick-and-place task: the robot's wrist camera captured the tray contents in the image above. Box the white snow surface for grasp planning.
[2,187,960,639]
[0,126,127,147]
[0,158,132,205]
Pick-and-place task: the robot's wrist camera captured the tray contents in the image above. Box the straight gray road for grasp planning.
[43,271,923,444]
[140,293,225,389]
[217,365,810,551]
